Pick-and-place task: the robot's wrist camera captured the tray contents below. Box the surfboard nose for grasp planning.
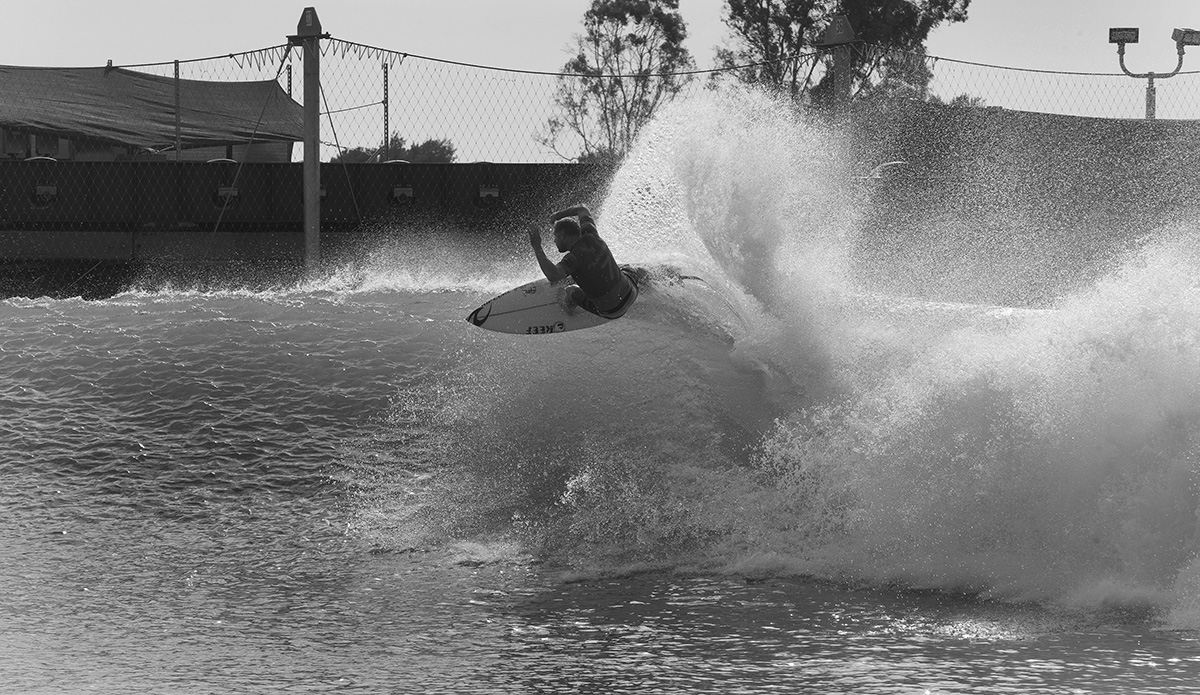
[466,302,492,326]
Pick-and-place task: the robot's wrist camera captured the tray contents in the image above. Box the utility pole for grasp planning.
[817,15,857,114]
[290,7,326,273]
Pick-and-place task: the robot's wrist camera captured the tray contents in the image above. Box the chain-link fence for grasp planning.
[883,49,1200,120]
[112,37,1200,166]
[307,39,1200,163]
[7,38,1200,165]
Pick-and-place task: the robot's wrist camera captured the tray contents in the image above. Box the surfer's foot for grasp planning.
[558,292,579,315]
[622,265,651,287]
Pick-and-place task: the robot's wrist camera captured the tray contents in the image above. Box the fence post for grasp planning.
[292,7,324,273]
[173,60,181,162]
[817,15,856,114]
[382,60,389,161]
[833,45,852,110]
[1145,73,1157,119]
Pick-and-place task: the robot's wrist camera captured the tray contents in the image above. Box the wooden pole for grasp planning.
[173,60,181,162]
[817,15,855,116]
[834,45,851,112]
[293,7,323,273]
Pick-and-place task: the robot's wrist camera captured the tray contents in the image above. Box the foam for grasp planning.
[356,85,1200,622]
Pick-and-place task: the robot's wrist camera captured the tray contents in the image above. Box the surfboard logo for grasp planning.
[525,322,565,335]
[466,303,492,326]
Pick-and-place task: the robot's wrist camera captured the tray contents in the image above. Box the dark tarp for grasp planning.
[0,65,302,150]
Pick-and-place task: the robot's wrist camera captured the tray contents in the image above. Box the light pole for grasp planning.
[1109,26,1200,119]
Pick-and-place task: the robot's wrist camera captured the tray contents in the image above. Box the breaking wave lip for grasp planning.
[745,227,1200,624]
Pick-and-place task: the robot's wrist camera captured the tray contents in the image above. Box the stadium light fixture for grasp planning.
[1172,28,1200,47]
[1109,27,1139,44]
[1109,25,1195,119]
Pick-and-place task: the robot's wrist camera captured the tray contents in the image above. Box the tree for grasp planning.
[715,0,971,103]
[830,0,969,103]
[329,134,456,164]
[540,0,696,163]
[714,0,823,99]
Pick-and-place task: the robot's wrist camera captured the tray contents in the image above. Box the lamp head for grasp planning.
[1172,28,1200,47]
[1109,27,1140,44]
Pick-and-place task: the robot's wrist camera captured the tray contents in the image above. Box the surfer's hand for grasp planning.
[529,228,542,248]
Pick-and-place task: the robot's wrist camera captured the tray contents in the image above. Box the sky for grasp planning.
[2,0,1197,75]
[3,0,1197,159]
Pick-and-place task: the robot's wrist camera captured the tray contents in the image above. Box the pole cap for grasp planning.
[817,15,856,48]
[296,7,322,37]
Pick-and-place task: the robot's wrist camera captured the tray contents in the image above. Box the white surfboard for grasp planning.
[465,277,613,335]
[465,265,695,335]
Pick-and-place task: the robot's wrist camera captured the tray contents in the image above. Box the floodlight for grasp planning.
[1109,27,1139,44]
[1111,24,1197,119]
[1172,28,1200,46]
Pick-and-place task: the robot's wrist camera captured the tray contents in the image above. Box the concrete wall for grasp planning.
[0,161,608,263]
[0,160,610,297]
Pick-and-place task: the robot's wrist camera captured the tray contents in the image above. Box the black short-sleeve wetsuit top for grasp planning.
[558,210,626,308]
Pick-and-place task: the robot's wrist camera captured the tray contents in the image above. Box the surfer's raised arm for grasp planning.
[529,227,569,283]
[551,204,598,237]
[550,204,590,223]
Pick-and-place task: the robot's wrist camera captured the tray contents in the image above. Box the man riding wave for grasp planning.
[528,204,638,319]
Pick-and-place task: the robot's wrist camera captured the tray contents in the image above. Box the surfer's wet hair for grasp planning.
[554,217,581,236]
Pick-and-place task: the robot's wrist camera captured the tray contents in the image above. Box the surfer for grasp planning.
[529,204,638,319]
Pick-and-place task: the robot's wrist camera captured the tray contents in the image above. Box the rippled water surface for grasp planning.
[1,288,1198,694]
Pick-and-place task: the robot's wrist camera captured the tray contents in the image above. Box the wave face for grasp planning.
[371,87,1200,627]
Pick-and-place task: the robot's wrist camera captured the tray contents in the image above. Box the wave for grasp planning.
[325,86,1200,626]
[757,229,1200,617]
[371,90,877,570]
